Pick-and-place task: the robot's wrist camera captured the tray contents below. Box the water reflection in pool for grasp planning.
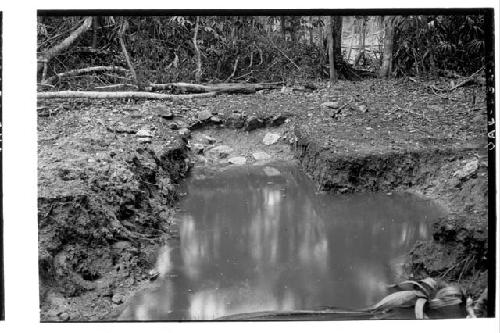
[119,163,446,321]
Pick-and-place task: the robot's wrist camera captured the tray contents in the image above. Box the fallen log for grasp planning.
[149,82,283,94]
[44,66,129,84]
[37,91,217,100]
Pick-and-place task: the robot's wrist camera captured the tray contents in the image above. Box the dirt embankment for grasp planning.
[38,79,489,320]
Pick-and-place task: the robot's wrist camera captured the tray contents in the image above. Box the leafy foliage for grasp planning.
[393,15,485,77]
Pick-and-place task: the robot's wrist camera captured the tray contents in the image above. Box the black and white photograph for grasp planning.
[34,9,495,323]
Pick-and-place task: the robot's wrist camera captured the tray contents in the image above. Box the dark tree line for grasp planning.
[36,15,487,89]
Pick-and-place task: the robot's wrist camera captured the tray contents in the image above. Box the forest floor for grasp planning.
[38,78,489,321]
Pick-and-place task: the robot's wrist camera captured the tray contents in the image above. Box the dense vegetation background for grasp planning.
[36,14,488,89]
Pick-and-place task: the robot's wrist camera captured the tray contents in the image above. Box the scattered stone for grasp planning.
[59,312,70,321]
[136,129,153,138]
[263,166,281,177]
[168,122,179,130]
[112,241,132,250]
[245,115,264,131]
[199,134,216,145]
[210,115,222,124]
[197,109,213,121]
[228,156,247,165]
[227,113,245,129]
[365,127,373,131]
[321,101,340,109]
[209,145,233,159]
[156,107,174,120]
[188,120,204,130]
[263,132,280,145]
[454,158,479,179]
[358,105,368,113]
[252,151,271,160]
[178,128,191,139]
[137,137,152,143]
[112,294,124,305]
[270,114,287,127]
[192,143,205,154]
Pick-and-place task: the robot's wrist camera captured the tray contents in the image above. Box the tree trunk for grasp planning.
[379,16,396,78]
[333,16,343,58]
[280,16,286,40]
[37,16,93,74]
[309,16,314,46]
[327,17,337,84]
[193,16,202,83]
[118,18,142,89]
[354,17,367,66]
[347,18,356,62]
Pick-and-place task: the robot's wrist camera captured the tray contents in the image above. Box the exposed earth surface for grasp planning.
[38,78,489,321]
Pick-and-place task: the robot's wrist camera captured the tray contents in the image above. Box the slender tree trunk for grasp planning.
[118,17,142,89]
[309,16,314,46]
[347,18,356,62]
[193,16,202,83]
[333,16,343,58]
[327,16,337,84]
[91,16,99,49]
[379,16,396,78]
[280,16,286,40]
[355,17,367,66]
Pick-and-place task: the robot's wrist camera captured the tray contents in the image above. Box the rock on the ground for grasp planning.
[59,312,70,321]
[228,156,247,165]
[197,109,213,121]
[321,101,340,109]
[178,128,191,139]
[200,134,216,145]
[192,143,205,155]
[454,158,479,179]
[358,105,368,113]
[226,113,245,129]
[209,145,233,159]
[263,166,281,177]
[252,151,271,160]
[136,129,153,138]
[270,114,287,127]
[168,122,179,130]
[112,294,124,305]
[156,107,174,120]
[263,133,280,145]
[210,116,222,124]
[137,137,152,143]
[245,116,265,131]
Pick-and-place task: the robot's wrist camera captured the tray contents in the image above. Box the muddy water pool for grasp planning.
[119,163,446,320]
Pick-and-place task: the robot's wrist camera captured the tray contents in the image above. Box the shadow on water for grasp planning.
[119,163,447,321]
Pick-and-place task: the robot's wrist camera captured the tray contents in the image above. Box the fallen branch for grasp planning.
[44,66,129,84]
[94,83,138,90]
[149,82,282,94]
[37,91,217,100]
[449,66,485,92]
